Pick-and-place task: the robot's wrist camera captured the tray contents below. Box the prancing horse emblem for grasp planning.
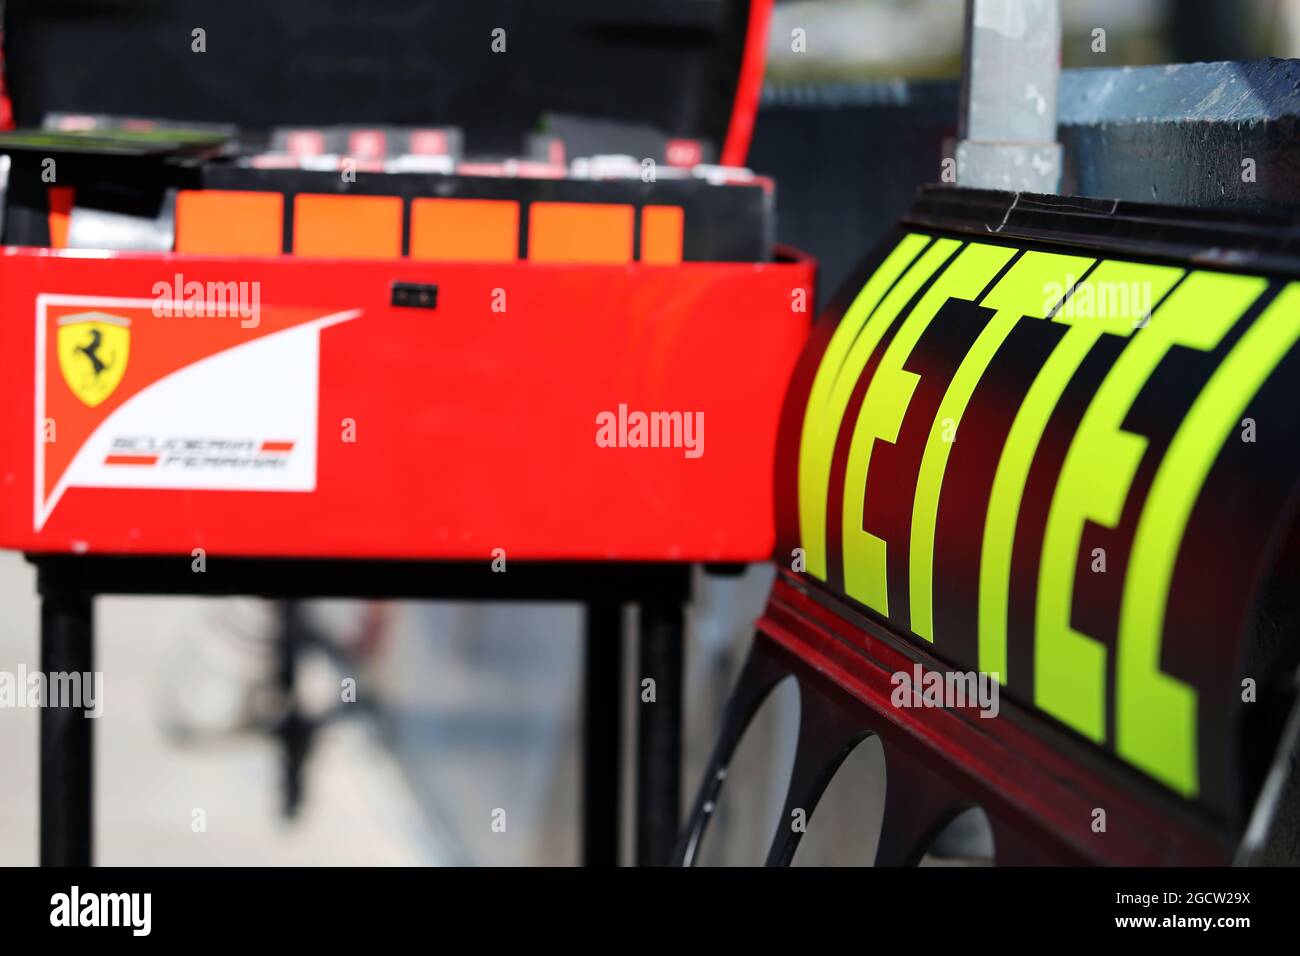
[56,311,131,407]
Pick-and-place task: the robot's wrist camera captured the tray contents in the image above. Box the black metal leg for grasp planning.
[40,591,94,867]
[581,601,624,866]
[635,599,685,866]
[873,741,968,866]
[276,601,312,819]
[765,688,871,866]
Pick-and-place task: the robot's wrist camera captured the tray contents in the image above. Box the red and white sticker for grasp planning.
[35,295,361,530]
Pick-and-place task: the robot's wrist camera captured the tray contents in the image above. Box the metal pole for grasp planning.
[957,0,1063,193]
[581,601,624,866]
[39,591,94,866]
[276,600,312,819]
[635,600,685,866]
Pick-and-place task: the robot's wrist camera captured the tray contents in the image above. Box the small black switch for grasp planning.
[391,282,438,309]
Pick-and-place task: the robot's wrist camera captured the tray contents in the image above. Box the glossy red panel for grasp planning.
[0,248,813,561]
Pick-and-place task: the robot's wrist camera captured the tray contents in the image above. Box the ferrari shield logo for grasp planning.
[57,311,131,407]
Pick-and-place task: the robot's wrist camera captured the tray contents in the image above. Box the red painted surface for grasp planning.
[720,0,774,167]
[0,248,813,561]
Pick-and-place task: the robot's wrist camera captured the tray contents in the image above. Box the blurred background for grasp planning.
[766,0,1300,81]
[3,0,1300,866]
